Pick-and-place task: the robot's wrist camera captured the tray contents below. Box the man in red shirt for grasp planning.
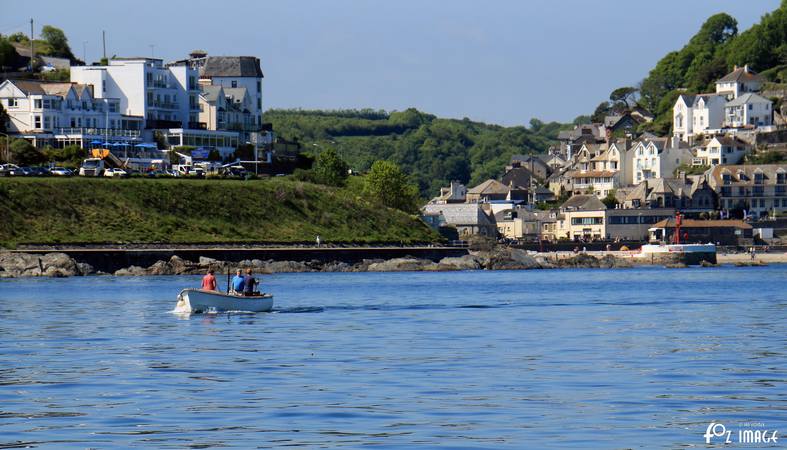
[201,269,217,291]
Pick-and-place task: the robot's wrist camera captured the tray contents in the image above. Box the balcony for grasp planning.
[55,127,141,138]
[149,101,179,110]
[145,119,183,129]
[188,121,207,130]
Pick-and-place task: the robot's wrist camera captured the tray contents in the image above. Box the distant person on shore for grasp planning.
[316,235,321,247]
[750,247,756,260]
[243,268,259,297]
[231,269,245,294]
[201,269,217,291]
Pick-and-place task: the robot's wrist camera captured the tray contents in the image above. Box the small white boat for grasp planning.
[175,288,274,313]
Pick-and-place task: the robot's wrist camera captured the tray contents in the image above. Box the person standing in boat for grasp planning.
[201,269,217,291]
[231,269,245,295]
[243,268,259,296]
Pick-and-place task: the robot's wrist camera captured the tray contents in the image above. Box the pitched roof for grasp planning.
[566,170,615,178]
[560,195,607,211]
[422,203,493,226]
[716,66,765,84]
[709,164,787,186]
[223,87,248,102]
[711,135,750,147]
[200,85,223,103]
[6,79,46,95]
[726,92,771,106]
[468,179,509,195]
[653,218,752,229]
[201,56,264,78]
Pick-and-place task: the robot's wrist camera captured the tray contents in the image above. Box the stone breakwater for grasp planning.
[0,249,646,278]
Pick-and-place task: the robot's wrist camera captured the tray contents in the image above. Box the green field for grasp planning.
[0,177,440,247]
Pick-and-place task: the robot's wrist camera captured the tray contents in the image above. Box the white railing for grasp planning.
[55,128,141,138]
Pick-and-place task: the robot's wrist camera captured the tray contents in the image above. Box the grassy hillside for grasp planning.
[0,177,440,248]
[265,108,566,197]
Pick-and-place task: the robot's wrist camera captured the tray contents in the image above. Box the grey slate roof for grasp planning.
[201,56,264,78]
[717,66,765,84]
[560,195,607,211]
[200,85,223,103]
[422,203,493,226]
[725,92,771,106]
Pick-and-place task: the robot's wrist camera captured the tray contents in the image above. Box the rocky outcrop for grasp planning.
[0,252,93,278]
[367,257,438,272]
[473,248,543,270]
[114,265,148,276]
[437,254,482,271]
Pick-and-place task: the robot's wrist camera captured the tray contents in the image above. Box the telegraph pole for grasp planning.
[29,19,34,72]
[102,30,106,60]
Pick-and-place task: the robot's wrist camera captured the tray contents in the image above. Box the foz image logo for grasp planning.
[704,422,779,445]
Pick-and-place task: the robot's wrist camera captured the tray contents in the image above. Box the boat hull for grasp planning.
[176,288,273,313]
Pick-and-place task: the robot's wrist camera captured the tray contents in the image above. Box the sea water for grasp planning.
[0,266,785,448]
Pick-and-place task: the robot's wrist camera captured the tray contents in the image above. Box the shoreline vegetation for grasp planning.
[0,248,781,278]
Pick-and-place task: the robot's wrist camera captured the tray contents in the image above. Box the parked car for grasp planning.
[49,167,74,176]
[103,168,128,178]
[10,166,33,176]
[29,166,50,176]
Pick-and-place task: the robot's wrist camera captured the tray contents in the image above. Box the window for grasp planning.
[8,98,18,107]
[754,172,764,184]
[43,116,50,129]
[231,81,237,88]
[34,115,42,128]
[777,173,786,185]
[43,99,50,109]
[721,187,731,197]
[34,99,42,109]
[571,217,603,225]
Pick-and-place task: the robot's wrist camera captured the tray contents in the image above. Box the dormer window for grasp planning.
[777,172,786,185]
[754,172,764,184]
[722,173,731,185]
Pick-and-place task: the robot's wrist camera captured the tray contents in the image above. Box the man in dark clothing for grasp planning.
[243,268,259,296]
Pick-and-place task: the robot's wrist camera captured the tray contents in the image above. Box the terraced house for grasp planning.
[0,79,142,148]
[708,164,787,219]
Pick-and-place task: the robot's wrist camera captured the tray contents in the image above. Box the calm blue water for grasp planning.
[0,266,786,449]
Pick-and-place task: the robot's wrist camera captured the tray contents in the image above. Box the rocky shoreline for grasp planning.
[3,248,776,278]
[0,248,644,278]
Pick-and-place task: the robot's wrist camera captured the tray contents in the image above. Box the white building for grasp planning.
[692,136,751,166]
[673,94,726,142]
[715,65,765,100]
[724,93,773,128]
[71,57,200,129]
[0,79,143,147]
[630,138,692,184]
[194,56,264,129]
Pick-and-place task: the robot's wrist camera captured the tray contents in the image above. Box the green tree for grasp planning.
[609,86,638,108]
[0,35,16,70]
[312,148,349,186]
[10,139,45,165]
[363,160,420,213]
[0,101,8,133]
[40,25,75,59]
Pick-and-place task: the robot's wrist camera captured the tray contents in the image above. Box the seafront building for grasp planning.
[707,164,787,218]
[1,51,273,165]
[0,79,142,148]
